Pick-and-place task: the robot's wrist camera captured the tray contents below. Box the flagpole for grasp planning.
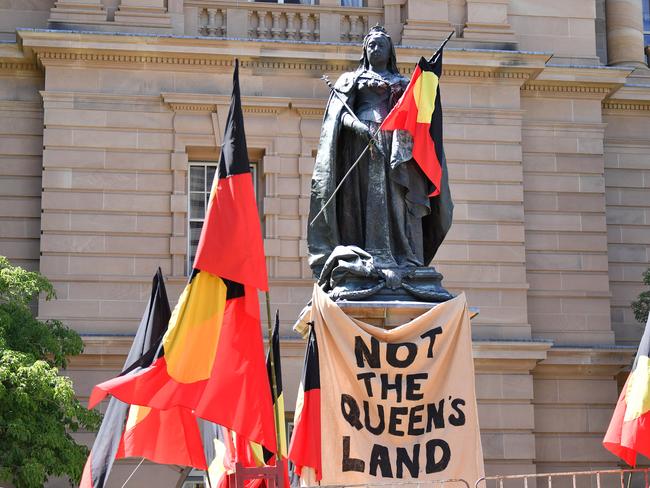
[264,291,283,459]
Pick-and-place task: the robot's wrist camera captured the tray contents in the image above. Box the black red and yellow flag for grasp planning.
[381,52,446,196]
[88,59,277,454]
[288,326,322,481]
[80,269,206,488]
[604,315,650,466]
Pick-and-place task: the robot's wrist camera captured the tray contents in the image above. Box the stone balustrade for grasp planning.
[190,1,381,43]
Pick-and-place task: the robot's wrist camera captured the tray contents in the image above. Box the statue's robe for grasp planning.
[307,69,453,284]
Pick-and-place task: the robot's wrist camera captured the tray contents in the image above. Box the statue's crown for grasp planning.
[366,24,388,38]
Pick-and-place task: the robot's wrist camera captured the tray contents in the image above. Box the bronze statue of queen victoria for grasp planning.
[307,26,454,302]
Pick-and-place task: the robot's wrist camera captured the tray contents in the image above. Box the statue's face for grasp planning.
[365,34,390,67]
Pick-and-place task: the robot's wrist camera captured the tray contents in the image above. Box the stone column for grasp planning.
[49,0,106,25]
[606,0,646,66]
[114,0,172,28]
[400,0,453,47]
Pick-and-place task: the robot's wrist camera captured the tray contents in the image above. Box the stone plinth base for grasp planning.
[49,2,106,24]
[293,294,478,337]
[114,6,172,28]
[401,20,454,47]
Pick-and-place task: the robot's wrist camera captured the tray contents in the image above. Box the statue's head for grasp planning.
[359,25,399,74]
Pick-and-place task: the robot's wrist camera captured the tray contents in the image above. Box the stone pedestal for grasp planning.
[114,0,172,28]
[49,0,107,25]
[606,0,646,66]
[294,296,478,337]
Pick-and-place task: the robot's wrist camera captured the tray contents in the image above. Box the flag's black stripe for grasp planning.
[223,278,245,300]
[303,326,320,391]
[121,269,171,373]
[267,310,283,396]
[89,269,171,488]
[218,59,250,179]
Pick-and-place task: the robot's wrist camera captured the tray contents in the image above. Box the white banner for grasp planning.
[311,285,484,485]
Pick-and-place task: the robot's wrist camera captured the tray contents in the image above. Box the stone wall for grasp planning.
[0,47,43,271]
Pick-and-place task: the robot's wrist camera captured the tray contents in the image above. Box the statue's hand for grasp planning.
[351,120,374,141]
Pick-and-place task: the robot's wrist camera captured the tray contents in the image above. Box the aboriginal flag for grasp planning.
[381,51,446,196]
[603,315,650,466]
[80,269,206,488]
[88,59,277,453]
[288,327,322,481]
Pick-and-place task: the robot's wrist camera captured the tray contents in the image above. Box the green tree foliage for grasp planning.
[0,256,101,487]
[632,268,650,325]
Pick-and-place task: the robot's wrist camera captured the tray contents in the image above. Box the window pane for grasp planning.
[190,192,205,220]
[644,0,650,32]
[190,166,205,192]
[189,221,204,265]
[206,166,217,191]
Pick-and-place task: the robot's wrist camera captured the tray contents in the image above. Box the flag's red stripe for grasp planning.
[288,388,322,480]
[603,376,650,467]
[89,357,208,412]
[380,66,423,132]
[413,122,441,196]
[194,172,268,291]
[196,295,277,453]
[117,406,207,470]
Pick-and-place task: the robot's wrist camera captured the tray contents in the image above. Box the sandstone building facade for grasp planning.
[1,0,650,485]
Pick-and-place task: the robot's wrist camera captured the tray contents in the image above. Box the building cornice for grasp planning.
[533,346,635,377]
[17,29,549,82]
[521,65,633,99]
[161,92,323,115]
[0,43,40,74]
[603,83,650,112]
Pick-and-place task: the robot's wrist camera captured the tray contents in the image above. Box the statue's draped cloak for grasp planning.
[308,69,453,279]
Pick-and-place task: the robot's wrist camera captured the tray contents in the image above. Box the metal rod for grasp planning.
[308,126,381,227]
[121,458,145,488]
[428,30,455,64]
[322,75,384,148]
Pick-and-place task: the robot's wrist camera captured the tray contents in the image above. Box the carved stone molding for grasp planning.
[603,100,650,111]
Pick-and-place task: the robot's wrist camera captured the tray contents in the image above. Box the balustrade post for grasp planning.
[287,12,298,40]
[271,11,283,39]
[207,8,218,36]
[300,13,311,40]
